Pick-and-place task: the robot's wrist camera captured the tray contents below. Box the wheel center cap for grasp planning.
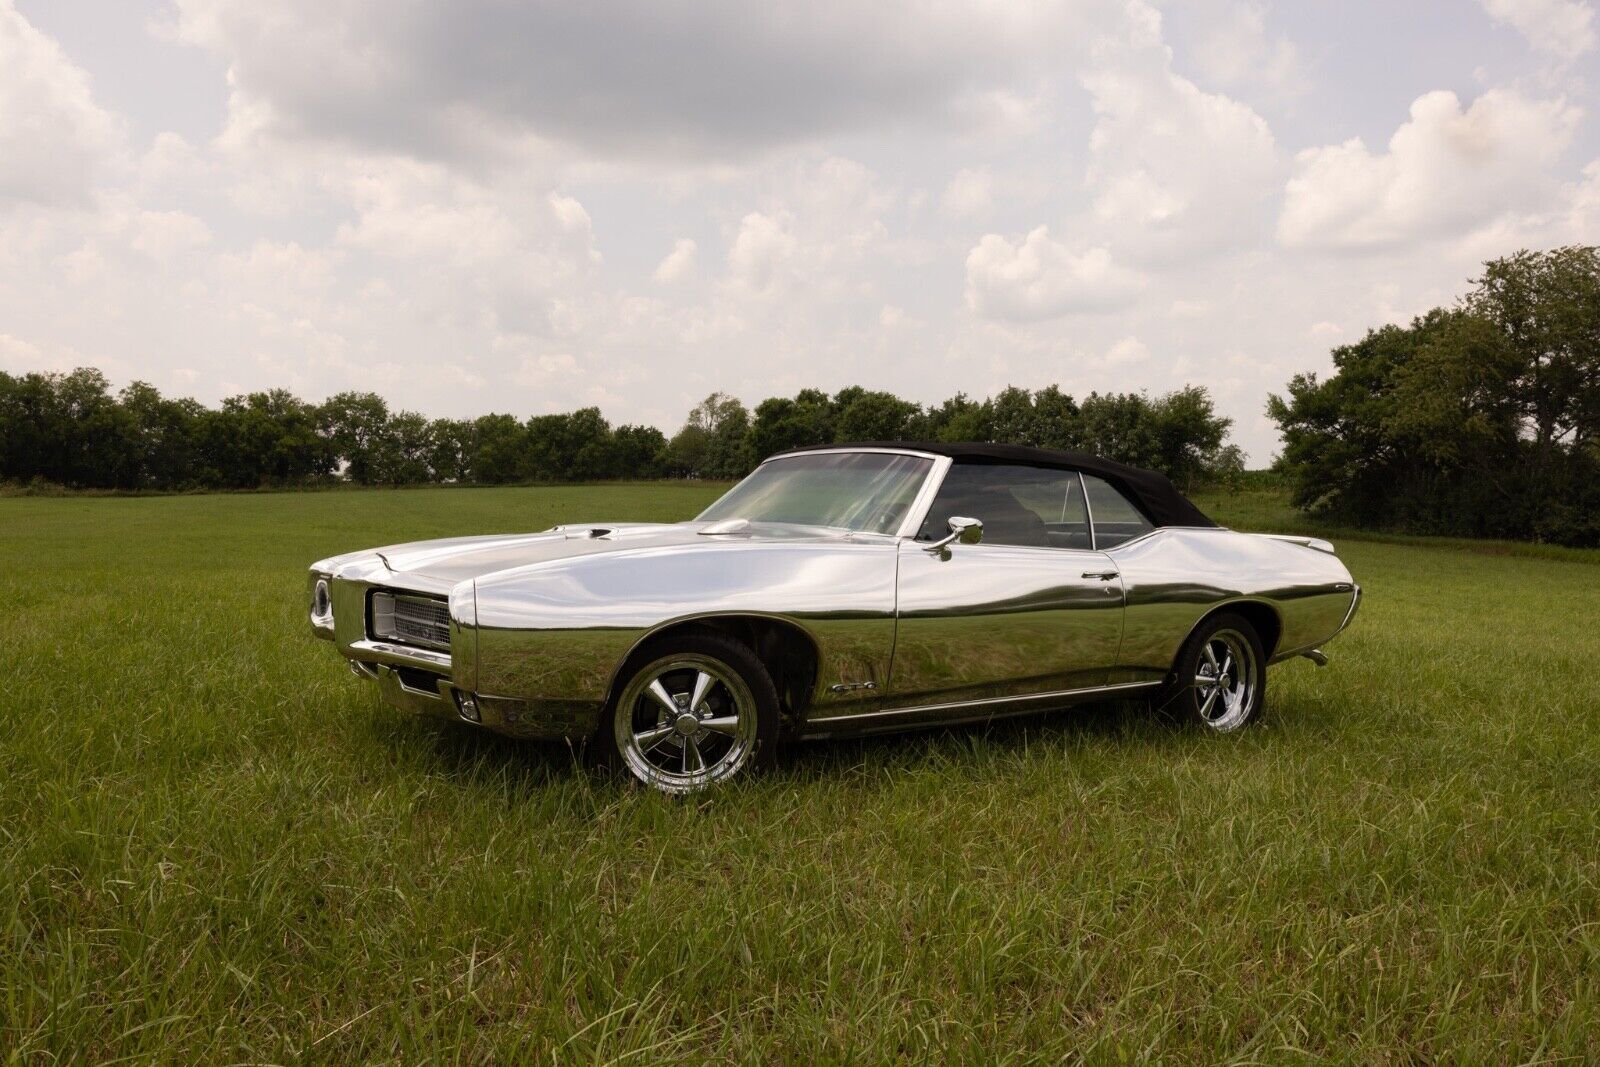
[1217,674,1231,690]
[674,712,700,736]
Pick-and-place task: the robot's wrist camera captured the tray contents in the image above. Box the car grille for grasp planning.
[370,591,451,651]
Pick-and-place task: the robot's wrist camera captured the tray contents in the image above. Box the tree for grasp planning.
[923,393,990,442]
[472,414,524,484]
[386,410,434,485]
[833,389,919,442]
[1146,386,1234,489]
[749,388,834,460]
[1030,386,1083,451]
[667,393,752,478]
[427,419,475,483]
[1270,310,1463,528]
[1079,392,1159,470]
[986,386,1038,445]
[1465,246,1600,476]
[119,382,205,489]
[318,392,392,484]
[0,365,1251,497]
[1269,247,1600,544]
[611,424,668,478]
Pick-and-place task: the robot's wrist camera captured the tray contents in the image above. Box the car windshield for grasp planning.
[697,451,934,534]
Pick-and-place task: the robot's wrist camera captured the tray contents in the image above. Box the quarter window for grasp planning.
[1083,474,1154,547]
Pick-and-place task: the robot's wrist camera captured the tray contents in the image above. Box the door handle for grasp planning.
[1081,570,1118,580]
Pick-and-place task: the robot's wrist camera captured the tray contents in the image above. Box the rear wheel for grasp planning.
[599,633,779,794]
[1157,612,1265,732]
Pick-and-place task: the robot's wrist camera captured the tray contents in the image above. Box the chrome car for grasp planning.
[309,443,1360,793]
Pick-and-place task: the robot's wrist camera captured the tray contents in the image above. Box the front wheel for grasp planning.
[1157,612,1266,732]
[598,633,779,794]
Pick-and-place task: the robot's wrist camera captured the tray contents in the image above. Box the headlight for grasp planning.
[311,577,334,625]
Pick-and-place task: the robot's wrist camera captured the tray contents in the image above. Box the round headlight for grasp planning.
[312,578,333,623]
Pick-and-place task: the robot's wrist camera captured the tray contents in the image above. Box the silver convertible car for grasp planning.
[309,443,1360,793]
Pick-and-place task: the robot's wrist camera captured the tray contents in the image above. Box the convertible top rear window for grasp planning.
[697,451,933,534]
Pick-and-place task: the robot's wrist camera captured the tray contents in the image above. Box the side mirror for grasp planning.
[925,515,983,554]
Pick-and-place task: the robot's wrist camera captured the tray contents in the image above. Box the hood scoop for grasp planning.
[549,525,614,540]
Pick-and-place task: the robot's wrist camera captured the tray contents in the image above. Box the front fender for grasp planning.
[469,539,899,722]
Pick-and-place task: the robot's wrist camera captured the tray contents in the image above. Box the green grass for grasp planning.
[4,483,1599,1062]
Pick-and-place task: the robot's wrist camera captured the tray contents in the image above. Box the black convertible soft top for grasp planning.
[773,441,1218,529]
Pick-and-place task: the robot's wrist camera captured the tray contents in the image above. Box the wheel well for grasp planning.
[616,615,820,729]
[1201,600,1282,660]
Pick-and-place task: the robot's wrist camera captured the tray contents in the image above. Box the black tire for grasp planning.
[1154,612,1267,732]
[593,632,780,793]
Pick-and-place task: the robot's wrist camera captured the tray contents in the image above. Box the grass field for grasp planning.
[4,483,1599,1062]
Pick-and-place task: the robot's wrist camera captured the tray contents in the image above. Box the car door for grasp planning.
[885,462,1126,709]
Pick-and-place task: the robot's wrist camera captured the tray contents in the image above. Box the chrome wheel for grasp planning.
[1192,628,1257,732]
[613,653,760,794]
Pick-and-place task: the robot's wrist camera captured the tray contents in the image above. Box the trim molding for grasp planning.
[805,679,1162,735]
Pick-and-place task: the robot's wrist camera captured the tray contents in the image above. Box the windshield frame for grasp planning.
[696,447,952,539]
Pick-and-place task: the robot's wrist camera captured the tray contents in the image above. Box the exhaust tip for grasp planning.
[1302,648,1329,667]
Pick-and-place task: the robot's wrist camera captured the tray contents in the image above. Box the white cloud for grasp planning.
[516,352,578,388]
[1569,160,1600,237]
[726,211,797,295]
[6,0,1600,472]
[0,0,119,207]
[127,209,212,261]
[548,193,593,235]
[941,167,995,217]
[1188,1,1306,101]
[1278,89,1581,250]
[964,227,1143,321]
[168,0,1114,163]
[653,238,698,283]
[1103,335,1149,365]
[0,333,51,372]
[1080,0,1280,262]
[1481,0,1596,60]
[717,157,896,302]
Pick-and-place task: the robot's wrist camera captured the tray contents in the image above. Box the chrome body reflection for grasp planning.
[306,446,1360,747]
[1107,527,1357,685]
[875,543,1124,707]
[471,531,900,736]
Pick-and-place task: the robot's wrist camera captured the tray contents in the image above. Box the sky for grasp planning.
[2,0,1598,462]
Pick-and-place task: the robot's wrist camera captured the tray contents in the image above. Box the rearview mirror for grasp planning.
[925,515,983,554]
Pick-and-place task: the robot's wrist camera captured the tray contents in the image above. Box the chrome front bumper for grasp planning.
[311,566,596,741]
[349,661,596,741]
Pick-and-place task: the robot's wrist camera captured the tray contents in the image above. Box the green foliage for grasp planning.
[1270,246,1600,545]
[738,382,1234,486]
[5,484,1600,1060]
[664,392,753,479]
[1,368,1238,490]
[426,418,475,483]
[749,388,834,457]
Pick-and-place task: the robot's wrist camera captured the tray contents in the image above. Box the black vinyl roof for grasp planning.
[772,441,1218,529]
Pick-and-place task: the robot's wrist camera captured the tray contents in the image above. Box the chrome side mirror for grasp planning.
[925,515,983,554]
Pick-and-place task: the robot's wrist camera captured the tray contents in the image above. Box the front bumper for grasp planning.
[309,564,599,742]
[354,661,597,741]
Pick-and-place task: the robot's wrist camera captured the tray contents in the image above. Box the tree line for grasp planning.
[1270,246,1600,546]
[0,369,1241,493]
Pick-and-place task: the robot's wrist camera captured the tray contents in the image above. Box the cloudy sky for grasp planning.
[3,0,1599,460]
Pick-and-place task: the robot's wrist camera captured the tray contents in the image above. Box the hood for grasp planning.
[319,521,859,587]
